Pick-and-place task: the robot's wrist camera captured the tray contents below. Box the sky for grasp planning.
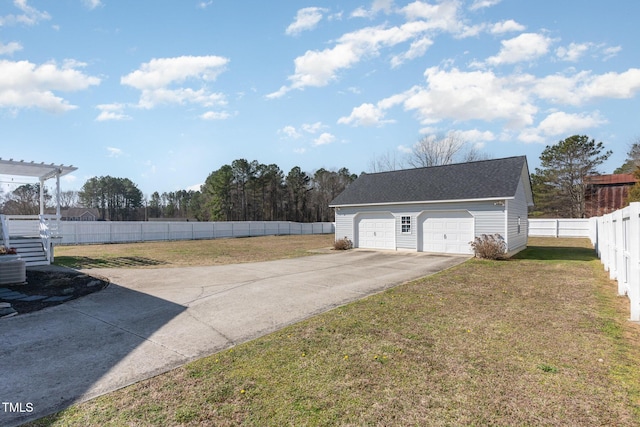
[1,0,639,197]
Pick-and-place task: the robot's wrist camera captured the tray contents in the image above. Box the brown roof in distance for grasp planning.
[585,174,637,185]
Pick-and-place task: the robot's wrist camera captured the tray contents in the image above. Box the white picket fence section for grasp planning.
[54,221,334,245]
[591,202,640,321]
[528,218,591,238]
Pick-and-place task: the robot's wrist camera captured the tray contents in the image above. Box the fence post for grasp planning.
[628,203,640,321]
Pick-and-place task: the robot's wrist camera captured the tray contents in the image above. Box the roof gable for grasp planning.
[330,156,530,206]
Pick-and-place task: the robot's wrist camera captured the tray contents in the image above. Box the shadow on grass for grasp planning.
[513,245,597,262]
[54,256,168,269]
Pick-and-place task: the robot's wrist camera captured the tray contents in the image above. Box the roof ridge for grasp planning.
[364,155,525,176]
[330,155,529,207]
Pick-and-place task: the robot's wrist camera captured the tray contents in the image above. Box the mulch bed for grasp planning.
[1,268,109,316]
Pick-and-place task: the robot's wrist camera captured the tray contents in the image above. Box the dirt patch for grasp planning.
[1,268,109,316]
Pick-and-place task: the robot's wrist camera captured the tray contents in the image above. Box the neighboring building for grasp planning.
[60,208,100,221]
[584,174,637,218]
[329,156,533,256]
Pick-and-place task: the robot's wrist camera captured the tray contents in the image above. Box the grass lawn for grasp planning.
[31,237,640,426]
[53,234,335,268]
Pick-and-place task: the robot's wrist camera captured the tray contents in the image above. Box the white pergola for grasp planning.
[0,158,77,217]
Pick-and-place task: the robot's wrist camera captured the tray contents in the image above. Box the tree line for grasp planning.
[0,161,357,222]
[3,134,640,220]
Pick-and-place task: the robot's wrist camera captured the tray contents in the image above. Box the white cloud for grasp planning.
[538,111,606,134]
[582,69,640,100]
[106,147,123,158]
[279,123,326,139]
[455,129,496,142]
[269,1,466,98]
[0,41,22,55]
[0,59,100,113]
[197,1,213,9]
[516,128,543,144]
[122,55,228,90]
[556,42,591,62]
[286,7,327,36]
[338,102,392,127]
[121,55,229,110]
[351,0,394,19]
[338,62,640,142]
[279,125,302,139]
[200,110,231,120]
[518,111,607,143]
[601,45,622,60]
[403,66,537,128]
[400,0,461,33]
[61,174,77,185]
[186,182,203,192]
[137,87,227,109]
[302,122,324,133]
[82,0,102,10]
[313,132,336,146]
[469,0,502,11]
[268,21,434,98]
[391,36,433,67]
[534,69,640,105]
[490,19,525,34]
[95,103,131,121]
[0,0,51,26]
[485,33,553,65]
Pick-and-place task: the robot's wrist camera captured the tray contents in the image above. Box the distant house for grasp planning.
[584,174,637,217]
[60,208,100,221]
[329,156,533,256]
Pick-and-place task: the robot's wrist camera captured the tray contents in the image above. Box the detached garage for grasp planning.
[329,156,534,256]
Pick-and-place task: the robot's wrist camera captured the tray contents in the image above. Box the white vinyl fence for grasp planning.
[55,221,334,245]
[592,202,640,321]
[528,218,591,238]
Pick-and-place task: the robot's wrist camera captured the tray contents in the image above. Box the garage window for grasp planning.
[401,216,411,233]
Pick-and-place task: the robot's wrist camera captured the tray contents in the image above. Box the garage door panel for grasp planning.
[420,212,474,254]
[356,214,396,250]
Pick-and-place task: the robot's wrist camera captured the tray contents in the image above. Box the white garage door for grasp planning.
[356,213,396,249]
[420,211,474,254]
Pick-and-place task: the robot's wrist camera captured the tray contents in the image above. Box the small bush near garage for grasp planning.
[470,234,506,259]
[333,237,353,250]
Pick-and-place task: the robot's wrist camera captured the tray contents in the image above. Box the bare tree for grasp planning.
[407,133,466,168]
[406,132,489,168]
[1,183,50,215]
[368,149,405,173]
[368,133,490,173]
[58,190,79,209]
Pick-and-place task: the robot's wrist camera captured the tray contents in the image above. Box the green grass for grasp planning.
[29,237,640,426]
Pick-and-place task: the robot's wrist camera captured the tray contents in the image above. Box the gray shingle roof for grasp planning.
[330,156,529,206]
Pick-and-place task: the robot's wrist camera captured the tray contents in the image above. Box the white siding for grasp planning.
[506,177,529,254]
[334,201,505,251]
[334,210,353,243]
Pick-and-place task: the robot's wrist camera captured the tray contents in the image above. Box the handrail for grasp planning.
[39,215,59,262]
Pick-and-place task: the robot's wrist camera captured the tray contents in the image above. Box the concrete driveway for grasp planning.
[1,250,468,426]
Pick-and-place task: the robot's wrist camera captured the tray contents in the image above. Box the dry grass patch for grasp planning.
[53,234,334,268]
[30,238,640,426]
